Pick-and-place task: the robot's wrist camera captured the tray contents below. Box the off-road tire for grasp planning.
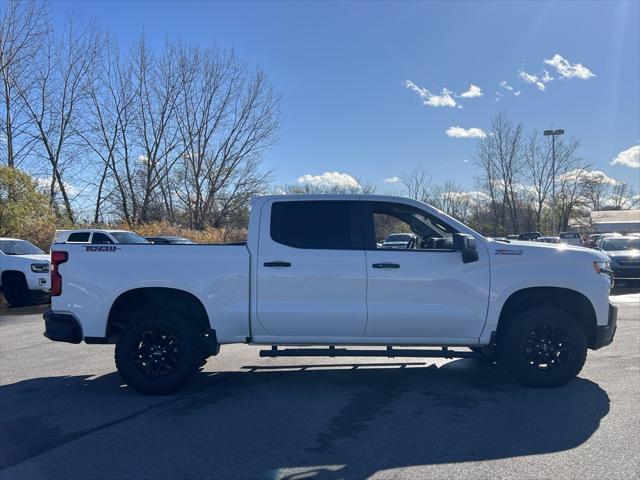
[501,307,587,388]
[115,314,200,395]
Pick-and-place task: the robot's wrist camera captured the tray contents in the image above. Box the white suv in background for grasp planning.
[53,229,149,246]
[0,238,50,307]
[559,232,583,247]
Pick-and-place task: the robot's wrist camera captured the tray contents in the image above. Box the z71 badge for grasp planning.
[495,249,523,255]
[85,245,120,252]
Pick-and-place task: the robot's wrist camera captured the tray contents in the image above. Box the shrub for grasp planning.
[0,167,56,250]
[120,221,247,244]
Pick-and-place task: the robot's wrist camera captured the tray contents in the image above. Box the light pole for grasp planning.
[544,129,564,235]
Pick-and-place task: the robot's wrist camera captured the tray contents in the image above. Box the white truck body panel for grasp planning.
[50,194,612,348]
[54,244,249,342]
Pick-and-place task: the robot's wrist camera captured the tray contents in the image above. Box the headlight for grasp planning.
[593,261,610,274]
[31,263,49,273]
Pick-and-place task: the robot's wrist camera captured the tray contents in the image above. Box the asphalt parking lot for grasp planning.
[0,291,638,480]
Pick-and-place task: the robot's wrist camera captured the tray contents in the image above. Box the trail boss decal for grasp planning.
[495,249,523,256]
[85,245,120,252]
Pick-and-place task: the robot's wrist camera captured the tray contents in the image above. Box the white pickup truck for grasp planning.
[44,195,617,394]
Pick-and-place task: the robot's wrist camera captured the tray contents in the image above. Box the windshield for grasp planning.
[602,238,640,251]
[110,232,149,244]
[385,234,412,242]
[0,240,45,255]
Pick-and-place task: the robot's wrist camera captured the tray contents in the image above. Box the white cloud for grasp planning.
[446,126,487,139]
[561,169,617,185]
[499,81,521,98]
[518,70,549,91]
[458,84,483,98]
[610,145,640,168]
[137,154,148,163]
[297,171,361,190]
[540,69,553,83]
[444,190,491,206]
[34,176,80,196]
[403,80,457,108]
[544,54,595,80]
[384,176,400,184]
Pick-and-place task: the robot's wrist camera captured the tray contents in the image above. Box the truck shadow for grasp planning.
[0,360,610,479]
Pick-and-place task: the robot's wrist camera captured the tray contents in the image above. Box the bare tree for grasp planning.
[525,131,583,231]
[78,33,138,223]
[400,167,431,202]
[172,43,279,228]
[556,167,591,231]
[0,0,48,168]
[474,112,525,235]
[16,19,99,222]
[129,37,184,223]
[580,170,615,211]
[609,180,640,210]
[431,180,472,221]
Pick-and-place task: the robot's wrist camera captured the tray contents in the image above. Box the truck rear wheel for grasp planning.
[115,314,199,395]
[3,274,31,307]
[501,307,587,388]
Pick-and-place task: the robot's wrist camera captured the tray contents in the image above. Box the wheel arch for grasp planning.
[496,287,598,348]
[1,269,27,286]
[106,287,211,343]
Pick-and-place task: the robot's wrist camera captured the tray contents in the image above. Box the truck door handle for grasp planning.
[263,261,292,268]
[372,263,400,269]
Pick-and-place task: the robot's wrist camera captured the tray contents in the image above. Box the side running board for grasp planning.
[259,345,480,359]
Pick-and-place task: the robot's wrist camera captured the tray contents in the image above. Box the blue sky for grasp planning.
[52,0,640,191]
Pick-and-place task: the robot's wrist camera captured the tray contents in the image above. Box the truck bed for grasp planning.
[50,243,250,342]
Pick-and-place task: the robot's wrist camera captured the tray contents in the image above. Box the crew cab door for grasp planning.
[255,199,367,338]
[362,201,490,342]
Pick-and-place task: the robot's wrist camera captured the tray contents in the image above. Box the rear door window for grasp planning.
[91,233,114,244]
[270,201,363,250]
[67,232,90,243]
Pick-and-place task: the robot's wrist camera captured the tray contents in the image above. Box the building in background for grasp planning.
[590,210,640,234]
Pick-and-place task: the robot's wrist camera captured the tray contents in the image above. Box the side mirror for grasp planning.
[453,233,479,264]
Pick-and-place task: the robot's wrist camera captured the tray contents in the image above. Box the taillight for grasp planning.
[51,251,68,296]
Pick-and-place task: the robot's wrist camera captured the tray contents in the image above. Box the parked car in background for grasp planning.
[381,233,417,249]
[536,236,561,244]
[599,236,640,284]
[53,229,149,246]
[559,231,583,247]
[595,232,622,249]
[587,234,603,249]
[0,238,50,307]
[146,236,196,245]
[517,232,542,241]
[506,234,519,240]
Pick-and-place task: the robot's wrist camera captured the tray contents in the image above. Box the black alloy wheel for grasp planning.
[522,323,571,371]
[133,329,181,378]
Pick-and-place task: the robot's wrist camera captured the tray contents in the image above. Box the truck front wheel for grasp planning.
[115,314,199,395]
[501,307,587,388]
